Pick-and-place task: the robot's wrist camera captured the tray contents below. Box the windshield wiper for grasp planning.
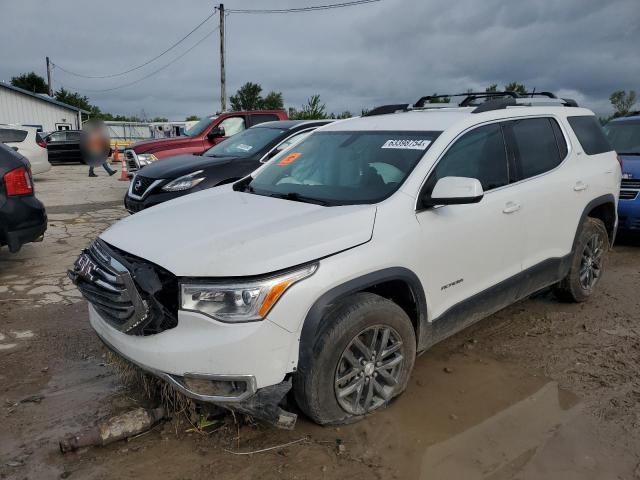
[270,192,330,206]
[617,152,640,156]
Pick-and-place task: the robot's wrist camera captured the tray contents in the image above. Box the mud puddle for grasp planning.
[3,331,636,479]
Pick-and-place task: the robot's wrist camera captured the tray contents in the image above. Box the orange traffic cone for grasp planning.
[113,142,120,162]
[119,156,129,181]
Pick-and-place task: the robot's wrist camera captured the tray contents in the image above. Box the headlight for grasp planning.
[181,263,318,322]
[162,170,206,192]
[137,153,158,166]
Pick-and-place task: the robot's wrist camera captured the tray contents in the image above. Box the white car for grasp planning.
[0,125,51,175]
[70,92,620,428]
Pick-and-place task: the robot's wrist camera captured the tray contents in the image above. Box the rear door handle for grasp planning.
[574,181,588,192]
[502,201,521,214]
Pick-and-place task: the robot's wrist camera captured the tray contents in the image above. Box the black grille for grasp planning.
[621,179,640,189]
[69,240,178,336]
[131,175,155,197]
[125,150,139,172]
[620,190,638,200]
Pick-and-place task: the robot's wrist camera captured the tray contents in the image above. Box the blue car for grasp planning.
[604,115,640,232]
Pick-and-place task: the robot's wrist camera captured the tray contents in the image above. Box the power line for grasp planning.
[53,10,217,79]
[58,26,220,93]
[227,0,381,14]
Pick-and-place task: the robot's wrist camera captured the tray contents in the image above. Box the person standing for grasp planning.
[80,120,117,177]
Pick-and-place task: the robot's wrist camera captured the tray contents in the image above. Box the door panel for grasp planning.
[505,117,577,270]
[415,123,523,320]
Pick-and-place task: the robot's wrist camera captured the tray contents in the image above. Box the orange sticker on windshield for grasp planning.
[278,152,301,166]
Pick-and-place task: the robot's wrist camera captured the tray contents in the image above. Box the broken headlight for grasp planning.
[180,263,317,322]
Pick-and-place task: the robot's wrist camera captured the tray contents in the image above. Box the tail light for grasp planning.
[3,166,33,196]
[36,136,47,149]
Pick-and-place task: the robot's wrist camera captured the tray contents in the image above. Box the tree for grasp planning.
[428,92,450,104]
[289,95,328,120]
[261,91,284,110]
[54,88,92,110]
[230,82,263,110]
[11,72,48,94]
[485,84,498,93]
[504,82,527,95]
[185,115,200,121]
[610,90,637,118]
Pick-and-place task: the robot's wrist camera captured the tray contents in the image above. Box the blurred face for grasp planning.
[81,123,110,166]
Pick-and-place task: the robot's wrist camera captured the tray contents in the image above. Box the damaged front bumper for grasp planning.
[94,312,298,429]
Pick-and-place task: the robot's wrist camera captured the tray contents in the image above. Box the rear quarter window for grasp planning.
[567,116,613,155]
[0,128,28,143]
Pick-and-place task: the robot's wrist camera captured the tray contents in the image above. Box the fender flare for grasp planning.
[297,267,428,372]
[572,194,616,250]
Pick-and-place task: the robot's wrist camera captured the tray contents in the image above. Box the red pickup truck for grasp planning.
[124,110,287,173]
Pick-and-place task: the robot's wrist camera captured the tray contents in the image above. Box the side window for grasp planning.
[511,118,562,179]
[48,131,67,142]
[567,116,613,155]
[550,119,568,159]
[250,114,279,126]
[428,123,509,192]
[275,131,312,152]
[0,128,28,143]
[219,117,245,137]
[67,132,81,142]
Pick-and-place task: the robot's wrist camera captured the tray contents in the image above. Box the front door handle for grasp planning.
[574,181,588,192]
[502,201,521,214]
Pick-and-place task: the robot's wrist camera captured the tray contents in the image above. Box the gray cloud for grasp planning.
[1,0,638,119]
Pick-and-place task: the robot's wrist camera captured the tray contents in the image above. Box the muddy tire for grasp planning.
[553,217,609,303]
[293,292,416,425]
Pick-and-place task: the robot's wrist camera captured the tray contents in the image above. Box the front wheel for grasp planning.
[293,293,416,425]
[553,217,609,302]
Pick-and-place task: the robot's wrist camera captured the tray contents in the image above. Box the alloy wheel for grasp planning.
[334,325,404,415]
[580,233,604,290]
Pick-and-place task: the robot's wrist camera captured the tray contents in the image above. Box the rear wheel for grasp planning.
[293,293,416,425]
[553,217,608,302]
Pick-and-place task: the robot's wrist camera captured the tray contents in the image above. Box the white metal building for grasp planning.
[0,82,87,131]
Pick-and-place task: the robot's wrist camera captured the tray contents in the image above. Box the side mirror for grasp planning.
[422,176,484,207]
[207,126,225,140]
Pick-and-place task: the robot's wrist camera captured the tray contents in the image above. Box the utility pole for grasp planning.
[46,56,53,96]
[218,3,226,112]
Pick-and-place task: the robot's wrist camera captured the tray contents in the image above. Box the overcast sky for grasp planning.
[1,0,638,119]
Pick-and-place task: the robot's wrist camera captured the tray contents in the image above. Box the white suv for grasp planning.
[70,92,620,427]
[0,125,51,175]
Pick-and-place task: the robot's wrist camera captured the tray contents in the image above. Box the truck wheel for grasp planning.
[553,217,609,302]
[294,292,416,425]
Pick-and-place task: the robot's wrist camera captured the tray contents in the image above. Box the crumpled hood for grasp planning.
[100,186,376,277]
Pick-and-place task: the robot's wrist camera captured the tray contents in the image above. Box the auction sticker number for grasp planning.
[381,139,431,150]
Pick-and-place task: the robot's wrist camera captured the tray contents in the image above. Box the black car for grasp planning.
[44,130,84,163]
[124,120,332,213]
[0,144,47,252]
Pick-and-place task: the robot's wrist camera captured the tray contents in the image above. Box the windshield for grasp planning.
[204,127,284,158]
[184,116,216,137]
[247,131,440,205]
[604,121,640,155]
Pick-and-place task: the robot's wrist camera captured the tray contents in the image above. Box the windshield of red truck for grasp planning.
[184,116,216,137]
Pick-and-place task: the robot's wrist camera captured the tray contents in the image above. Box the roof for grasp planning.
[254,119,334,130]
[0,82,89,113]
[321,105,594,133]
[608,114,640,123]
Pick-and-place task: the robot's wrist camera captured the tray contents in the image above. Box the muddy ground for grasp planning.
[1,165,639,479]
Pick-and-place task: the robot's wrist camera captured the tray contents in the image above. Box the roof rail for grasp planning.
[364,91,578,117]
[363,104,409,117]
[414,92,519,108]
[521,91,557,99]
